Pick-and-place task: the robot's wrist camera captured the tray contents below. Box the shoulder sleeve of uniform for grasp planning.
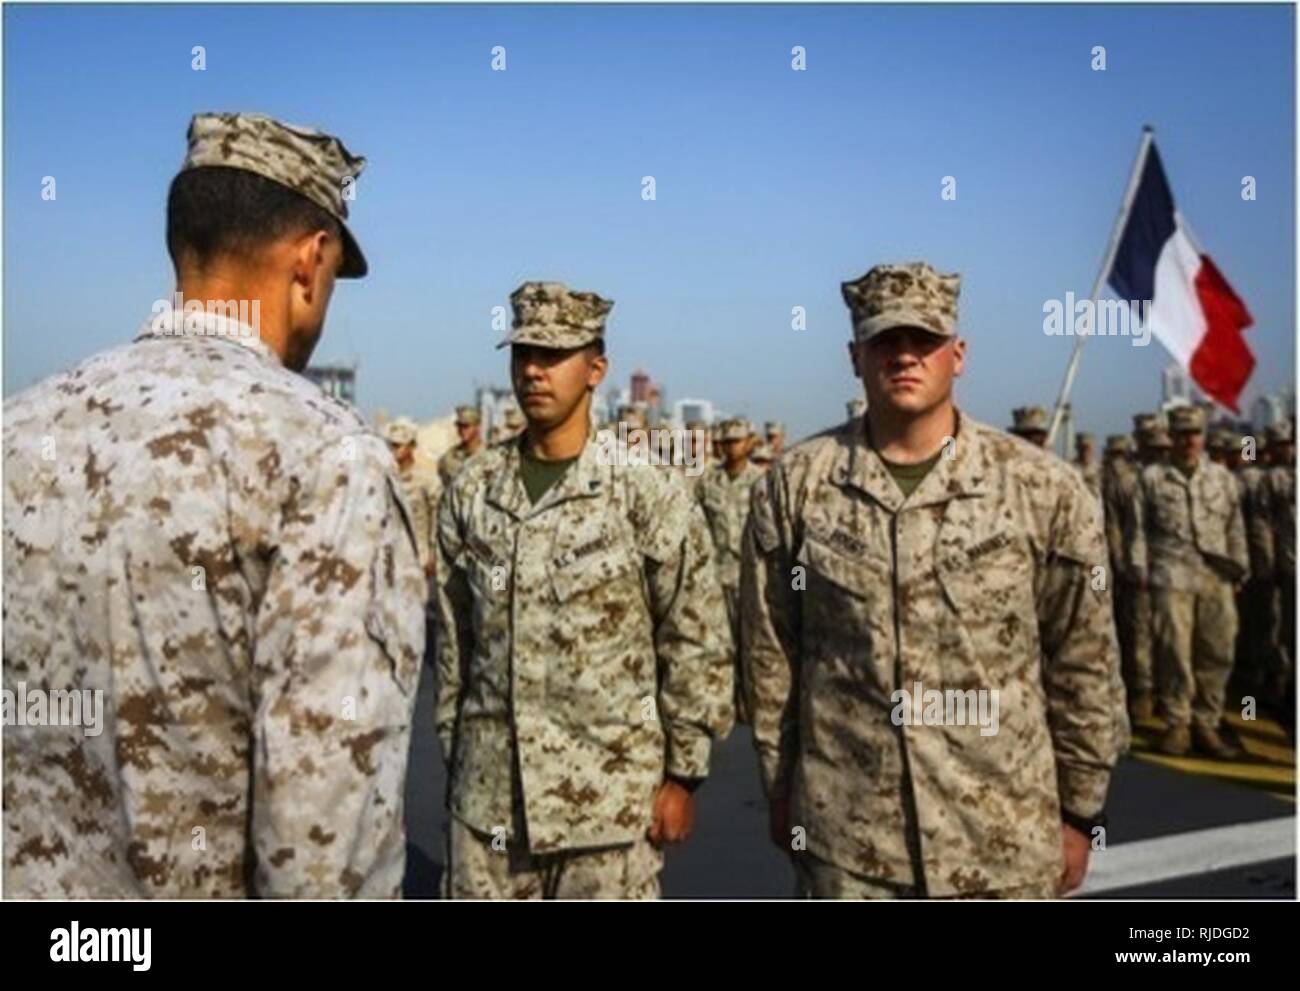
[629,467,693,564]
[1050,466,1107,567]
[749,471,782,554]
[251,430,424,897]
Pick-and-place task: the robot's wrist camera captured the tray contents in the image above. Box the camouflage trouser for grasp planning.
[1152,574,1238,731]
[723,583,748,724]
[442,817,662,900]
[1115,578,1154,699]
[793,853,1057,900]
[1235,578,1279,694]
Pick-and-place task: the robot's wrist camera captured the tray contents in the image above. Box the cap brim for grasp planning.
[338,221,368,279]
[858,312,954,342]
[496,331,599,351]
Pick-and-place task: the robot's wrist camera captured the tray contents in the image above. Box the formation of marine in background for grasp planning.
[1093,409,1297,750]
[997,399,1296,751]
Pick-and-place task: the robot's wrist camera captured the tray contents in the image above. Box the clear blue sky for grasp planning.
[4,3,1294,441]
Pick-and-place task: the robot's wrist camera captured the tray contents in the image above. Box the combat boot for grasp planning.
[1156,724,1191,756]
[1193,724,1243,761]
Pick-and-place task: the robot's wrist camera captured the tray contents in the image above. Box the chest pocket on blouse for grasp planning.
[546,533,646,722]
[463,533,508,599]
[933,532,1037,683]
[1197,481,1232,525]
[1153,483,1190,535]
[550,530,641,603]
[698,490,729,549]
[796,529,893,690]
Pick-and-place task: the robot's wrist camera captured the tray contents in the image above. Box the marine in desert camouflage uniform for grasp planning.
[3,112,424,898]
[1102,434,1150,720]
[1234,431,1277,703]
[493,406,525,445]
[765,421,786,458]
[741,261,1120,899]
[1266,422,1296,732]
[695,418,765,724]
[1117,416,1171,719]
[383,416,441,580]
[1133,406,1249,759]
[1008,405,1050,448]
[435,280,733,899]
[1206,428,1232,468]
[1074,432,1102,500]
[672,418,711,494]
[438,405,484,487]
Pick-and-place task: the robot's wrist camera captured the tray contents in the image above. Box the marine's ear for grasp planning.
[585,350,608,390]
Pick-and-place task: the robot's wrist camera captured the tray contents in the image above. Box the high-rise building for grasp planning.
[673,398,715,426]
[304,363,357,405]
[1160,362,1197,410]
[1251,391,1293,432]
[630,369,651,404]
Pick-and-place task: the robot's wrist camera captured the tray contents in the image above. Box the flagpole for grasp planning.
[1046,124,1158,451]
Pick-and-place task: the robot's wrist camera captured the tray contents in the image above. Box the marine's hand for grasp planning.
[1059,823,1092,896]
[648,780,695,847]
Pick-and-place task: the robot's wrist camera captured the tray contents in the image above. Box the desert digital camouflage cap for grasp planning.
[454,404,481,426]
[1207,428,1233,451]
[1133,412,1161,433]
[1076,432,1095,447]
[751,441,774,463]
[765,421,785,436]
[718,418,750,441]
[382,417,418,446]
[1267,420,1295,444]
[1010,405,1049,435]
[1168,406,1206,433]
[841,261,960,342]
[181,112,369,277]
[499,281,613,350]
[1141,425,1173,449]
[1105,434,1134,456]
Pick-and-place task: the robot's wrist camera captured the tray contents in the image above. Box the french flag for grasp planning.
[1108,143,1255,413]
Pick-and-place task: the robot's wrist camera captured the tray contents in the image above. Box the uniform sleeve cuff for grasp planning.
[666,773,705,794]
[666,730,712,781]
[1057,763,1110,819]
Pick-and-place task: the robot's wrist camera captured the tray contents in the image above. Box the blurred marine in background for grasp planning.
[1134,405,1248,758]
[696,417,764,723]
[438,405,484,486]
[384,416,441,583]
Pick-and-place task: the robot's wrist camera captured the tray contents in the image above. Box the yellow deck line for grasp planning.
[1128,714,1295,796]
[1133,751,1295,786]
